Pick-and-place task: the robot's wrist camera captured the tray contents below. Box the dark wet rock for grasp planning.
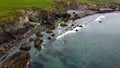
[0,32,14,44]
[74,14,80,18]
[61,13,71,19]
[60,23,68,27]
[15,25,30,36]
[20,43,31,51]
[49,25,56,30]
[1,51,30,68]
[29,38,35,42]
[34,38,42,50]
[28,61,44,68]
[47,36,52,40]
[51,33,55,37]
[3,44,9,50]
[73,12,76,14]
[71,24,74,26]
[76,30,78,31]
[46,29,53,34]
[78,25,83,27]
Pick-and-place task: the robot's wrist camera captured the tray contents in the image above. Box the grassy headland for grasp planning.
[0,0,119,20]
[0,0,54,20]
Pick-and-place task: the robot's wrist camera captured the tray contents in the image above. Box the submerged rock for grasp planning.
[20,43,31,51]
[28,61,44,68]
[99,21,102,23]
[1,51,30,68]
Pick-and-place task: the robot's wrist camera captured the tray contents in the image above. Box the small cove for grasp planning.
[28,12,120,68]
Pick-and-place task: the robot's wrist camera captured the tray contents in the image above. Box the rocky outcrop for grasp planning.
[34,38,43,51]
[54,1,119,12]
[46,29,53,34]
[20,43,31,51]
[60,23,68,27]
[1,51,30,68]
[35,32,43,37]
[0,13,31,57]
[0,1,119,67]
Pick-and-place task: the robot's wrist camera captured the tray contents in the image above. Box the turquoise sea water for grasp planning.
[29,12,120,68]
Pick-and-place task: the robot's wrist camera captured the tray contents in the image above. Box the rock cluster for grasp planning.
[20,43,31,51]
[1,51,30,68]
[34,38,43,51]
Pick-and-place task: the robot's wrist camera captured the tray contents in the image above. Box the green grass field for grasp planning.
[0,0,54,19]
[0,0,54,10]
[0,0,119,20]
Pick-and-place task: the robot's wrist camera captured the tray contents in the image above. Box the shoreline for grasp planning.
[27,12,120,68]
[0,2,120,67]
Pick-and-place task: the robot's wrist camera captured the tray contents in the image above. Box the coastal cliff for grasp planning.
[0,1,120,68]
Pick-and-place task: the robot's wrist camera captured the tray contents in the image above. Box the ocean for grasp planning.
[29,12,120,68]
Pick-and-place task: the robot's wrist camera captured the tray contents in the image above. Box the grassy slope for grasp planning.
[0,0,54,10]
[0,0,119,20]
[0,0,54,19]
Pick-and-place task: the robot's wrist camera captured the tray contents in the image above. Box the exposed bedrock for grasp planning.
[1,51,30,68]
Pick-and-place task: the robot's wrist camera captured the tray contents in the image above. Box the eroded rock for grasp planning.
[35,32,43,37]
[1,51,30,68]
[60,23,68,27]
[20,43,31,51]
[34,38,43,51]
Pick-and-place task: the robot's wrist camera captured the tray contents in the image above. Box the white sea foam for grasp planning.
[41,45,45,49]
[94,15,105,22]
[56,26,82,39]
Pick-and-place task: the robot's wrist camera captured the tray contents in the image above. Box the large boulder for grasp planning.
[35,32,43,37]
[1,51,30,68]
[34,38,43,51]
[20,43,31,51]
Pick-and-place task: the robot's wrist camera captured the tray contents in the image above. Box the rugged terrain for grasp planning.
[0,0,120,68]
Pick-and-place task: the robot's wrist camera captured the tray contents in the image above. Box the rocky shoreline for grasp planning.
[0,1,120,68]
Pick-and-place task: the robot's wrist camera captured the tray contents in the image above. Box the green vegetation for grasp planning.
[0,0,119,20]
[0,0,54,20]
[0,11,15,19]
[0,0,54,10]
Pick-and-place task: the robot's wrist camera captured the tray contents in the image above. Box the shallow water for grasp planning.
[29,12,120,68]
